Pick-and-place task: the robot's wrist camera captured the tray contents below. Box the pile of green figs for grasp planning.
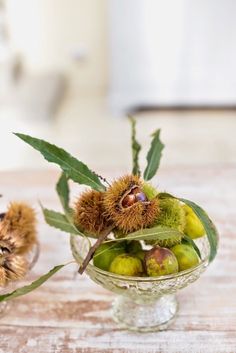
[93,205,205,277]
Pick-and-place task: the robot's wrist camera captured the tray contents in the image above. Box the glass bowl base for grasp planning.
[112,294,178,332]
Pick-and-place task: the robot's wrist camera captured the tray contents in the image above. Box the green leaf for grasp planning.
[129,116,141,176]
[158,192,174,200]
[182,234,202,259]
[14,133,106,192]
[0,263,71,302]
[144,129,164,181]
[42,207,83,236]
[179,198,219,262]
[56,172,73,216]
[106,225,183,243]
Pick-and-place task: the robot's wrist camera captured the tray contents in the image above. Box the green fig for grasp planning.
[109,253,143,276]
[145,246,178,277]
[93,242,125,271]
[183,205,205,239]
[171,243,200,271]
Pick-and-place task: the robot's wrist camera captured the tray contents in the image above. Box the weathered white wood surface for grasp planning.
[0,167,235,353]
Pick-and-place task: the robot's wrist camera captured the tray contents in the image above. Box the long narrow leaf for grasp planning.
[0,263,72,302]
[14,133,106,192]
[41,207,83,236]
[144,129,164,181]
[129,116,141,176]
[183,234,201,259]
[106,225,183,243]
[158,192,174,200]
[56,172,73,217]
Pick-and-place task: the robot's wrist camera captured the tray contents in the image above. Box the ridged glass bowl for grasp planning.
[70,235,210,332]
[0,242,40,317]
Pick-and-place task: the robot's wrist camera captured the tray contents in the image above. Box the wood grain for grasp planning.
[0,166,235,353]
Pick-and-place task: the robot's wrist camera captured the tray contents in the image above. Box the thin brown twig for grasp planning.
[78,226,114,274]
[92,171,111,187]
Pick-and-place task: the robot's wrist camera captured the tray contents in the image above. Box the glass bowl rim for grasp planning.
[70,234,210,282]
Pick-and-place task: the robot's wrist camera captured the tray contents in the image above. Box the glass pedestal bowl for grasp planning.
[70,235,210,332]
[0,242,40,317]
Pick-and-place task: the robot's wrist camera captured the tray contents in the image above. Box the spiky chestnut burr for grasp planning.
[0,265,7,287]
[103,175,159,234]
[0,246,28,287]
[74,190,112,237]
[156,198,186,232]
[142,183,159,200]
[0,202,37,255]
[145,198,185,248]
[3,254,28,282]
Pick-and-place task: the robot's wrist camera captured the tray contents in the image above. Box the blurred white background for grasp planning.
[0,0,236,173]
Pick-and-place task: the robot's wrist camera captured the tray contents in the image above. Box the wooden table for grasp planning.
[0,167,235,353]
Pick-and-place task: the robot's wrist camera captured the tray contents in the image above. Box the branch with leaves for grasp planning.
[0,117,219,303]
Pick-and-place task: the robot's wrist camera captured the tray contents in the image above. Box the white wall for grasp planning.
[109,0,236,112]
[6,0,108,92]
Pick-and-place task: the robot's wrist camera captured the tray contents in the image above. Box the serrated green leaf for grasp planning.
[14,133,106,192]
[182,234,202,259]
[0,263,71,302]
[144,129,164,181]
[42,207,83,236]
[129,116,141,176]
[56,172,73,217]
[179,198,219,262]
[106,225,183,243]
